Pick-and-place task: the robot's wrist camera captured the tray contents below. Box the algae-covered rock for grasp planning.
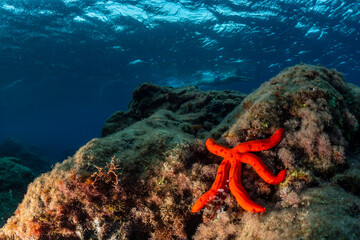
[0,85,243,239]
[195,64,360,240]
[1,64,359,239]
[102,83,245,138]
[222,64,358,175]
[193,153,360,240]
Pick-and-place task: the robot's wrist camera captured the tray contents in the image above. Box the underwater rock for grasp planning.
[0,157,35,192]
[102,82,245,138]
[0,157,35,226]
[194,64,360,239]
[0,138,51,175]
[222,64,359,175]
[1,64,360,239]
[345,83,360,130]
[0,83,244,239]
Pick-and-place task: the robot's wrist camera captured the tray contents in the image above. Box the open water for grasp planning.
[0,0,359,162]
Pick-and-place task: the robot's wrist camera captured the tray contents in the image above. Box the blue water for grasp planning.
[0,0,359,163]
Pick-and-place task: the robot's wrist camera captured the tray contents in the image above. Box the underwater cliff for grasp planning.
[1,64,360,239]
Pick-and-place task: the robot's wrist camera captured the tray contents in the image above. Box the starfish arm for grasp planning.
[234,128,284,153]
[191,159,230,212]
[240,153,286,185]
[228,159,265,213]
[205,138,232,158]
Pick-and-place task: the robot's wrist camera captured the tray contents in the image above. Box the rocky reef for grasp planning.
[1,64,359,239]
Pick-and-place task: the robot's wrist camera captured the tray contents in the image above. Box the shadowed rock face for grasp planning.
[0,157,35,226]
[1,64,360,240]
[0,138,51,175]
[0,139,49,227]
[102,83,245,138]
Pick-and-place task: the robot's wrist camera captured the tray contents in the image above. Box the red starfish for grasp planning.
[192,128,286,213]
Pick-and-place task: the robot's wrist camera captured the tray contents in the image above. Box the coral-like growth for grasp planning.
[1,157,126,239]
[89,156,121,186]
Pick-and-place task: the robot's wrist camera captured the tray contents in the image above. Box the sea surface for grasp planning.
[0,0,359,162]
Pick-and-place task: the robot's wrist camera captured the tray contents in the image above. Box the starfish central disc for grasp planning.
[192,128,286,213]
